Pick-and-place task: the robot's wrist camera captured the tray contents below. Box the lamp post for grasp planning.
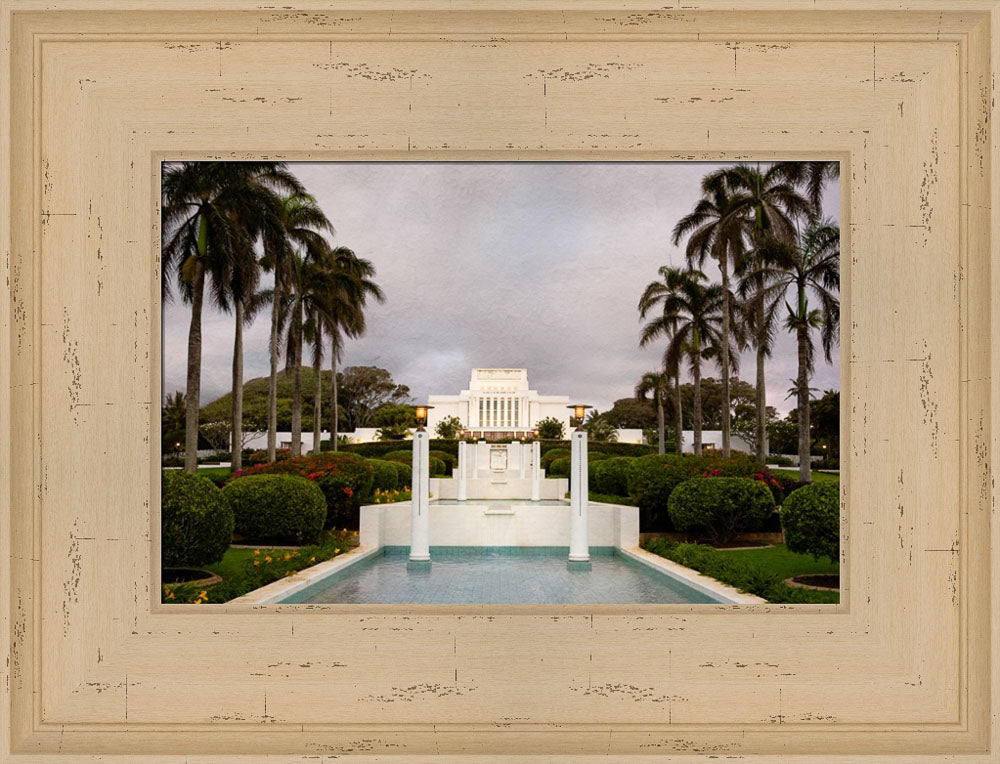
[566,404,592,570]
[409,404,433,571]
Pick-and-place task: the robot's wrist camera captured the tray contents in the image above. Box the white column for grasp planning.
[531,440,541,501]
[473,440,481,479]
[568,428,590,567]
[409,429,431,568]
[457,441,467,501]
[519,441,526,479]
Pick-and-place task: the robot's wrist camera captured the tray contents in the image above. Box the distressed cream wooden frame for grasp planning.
[2,1,998,760]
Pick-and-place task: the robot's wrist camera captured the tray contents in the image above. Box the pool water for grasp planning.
[279,547,722,604]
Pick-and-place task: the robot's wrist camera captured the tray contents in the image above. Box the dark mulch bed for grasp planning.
[162,567,221,585]
[711,540,772,549]
[791,574,840,590]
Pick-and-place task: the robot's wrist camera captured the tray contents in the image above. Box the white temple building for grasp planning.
[426,368,573,441]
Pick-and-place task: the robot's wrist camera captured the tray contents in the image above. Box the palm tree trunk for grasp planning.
[183,262,205,473]
[230,298,244,473]
[312,338,322,455]
[330,340,339,452]
[291,309,303,457]
[692,358,703,455]
[719,254,731,458]
[754,306,768,464]
[267,276,280,463]
[656,393,665,455]
[797,324,812,482]
[674,375,684,456]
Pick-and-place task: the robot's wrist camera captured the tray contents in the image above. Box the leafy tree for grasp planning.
[199,420,231,454]
[435,415,463,439]
[374,403,416,440]
[161,161,304,471]
[604,397,657,430]
[337,366,411,431]
[774,161,840,219]
[811,389,840,459]
[768,416,799,456]
[535,416,565,440]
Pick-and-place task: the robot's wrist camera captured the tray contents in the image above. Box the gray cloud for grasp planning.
[163,162,840,416]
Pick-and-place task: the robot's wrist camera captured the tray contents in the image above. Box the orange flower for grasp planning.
[198,590,208,599]
[309,556,316,563]
[265,556,273,564]
[253,549,260,556]
[334,548,341,554]
[253,560,260,567]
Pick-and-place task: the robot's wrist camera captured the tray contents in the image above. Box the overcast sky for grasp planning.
[162,162,840,418]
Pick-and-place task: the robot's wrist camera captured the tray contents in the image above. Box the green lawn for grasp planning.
[196,465,233,482]
[771,468,839,483]
[643,538,840,604]
[716,543,838,580]
[589,492,636,506]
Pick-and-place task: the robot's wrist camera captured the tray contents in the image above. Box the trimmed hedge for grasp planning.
[161,471,234,567]
[237,451,375,530]
[547,456,571,477]
[780,482,840,562]
[368,459,399,493]
[222,474,327,544]
[389,460,412,486]
[541,448,570,471]
[428,456,447,477]
[667,477,776,545]
[429,450,456,474]
[593,456,635,497]
[625,453,784,532]
[382,450,412,464]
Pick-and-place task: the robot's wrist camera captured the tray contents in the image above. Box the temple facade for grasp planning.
[426,368,572,440]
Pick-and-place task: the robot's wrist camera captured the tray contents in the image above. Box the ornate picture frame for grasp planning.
[2,1,998,759]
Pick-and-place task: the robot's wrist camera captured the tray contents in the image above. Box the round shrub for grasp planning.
[246,448,292,466]
[222,474,326,544]
[383,449,413,464]
[368,459,399,493]
[429,456,447,477]
[625,455,701,531]
[429,450,456,475]
[240,451,375,530]
[593,457,635,497]
[588,451,609,462]
[547,455,571,477]
[667,477,776,545]
[780,481,840,562]
[541,448,570,470]
[390,460,412,487]
[161,471,234,567]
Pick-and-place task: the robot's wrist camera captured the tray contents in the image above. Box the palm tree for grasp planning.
[320,248,384,452]
[260,193,333,461]
[162,162,304,472]
[773,161,840,218]
[743,221,840,481]
[641,269,732,454]
[635,371,672,455]
[700,163,811,463]
[672,180,747,458]
[638,266,689,455]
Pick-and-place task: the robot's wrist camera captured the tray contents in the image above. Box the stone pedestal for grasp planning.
[456,441,467,502]
[408,429,431,569]
[568,429,590,568]
[530,440,541,502]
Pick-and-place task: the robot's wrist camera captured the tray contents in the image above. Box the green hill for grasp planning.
[200,367,334,432]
